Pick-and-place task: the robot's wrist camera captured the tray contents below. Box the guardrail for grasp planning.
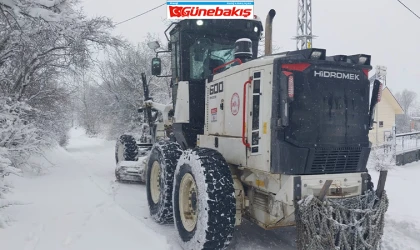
[395,131,420,153]
[371,128,420,166]
[393,131,420,165]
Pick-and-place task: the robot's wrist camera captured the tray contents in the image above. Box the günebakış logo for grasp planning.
[167,1,254,19]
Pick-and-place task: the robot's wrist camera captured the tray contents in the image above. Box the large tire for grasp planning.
[146,140,182,224]
[115,134,138,164]
[173,148,236,250]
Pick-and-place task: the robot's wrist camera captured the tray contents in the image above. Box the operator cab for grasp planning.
[153,18,263,82]
[150,18,264,149]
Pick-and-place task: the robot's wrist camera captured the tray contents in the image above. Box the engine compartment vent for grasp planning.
[310,147,362,174]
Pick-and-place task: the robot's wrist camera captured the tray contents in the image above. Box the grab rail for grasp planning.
[213,58,242,74]
[242,77,252,148]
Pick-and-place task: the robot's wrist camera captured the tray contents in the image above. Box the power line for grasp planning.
[396,0,420,20]
[115,3,166,26]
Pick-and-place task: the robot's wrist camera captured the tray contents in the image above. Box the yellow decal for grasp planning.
[256,179,265,187]
[263,122,267,134]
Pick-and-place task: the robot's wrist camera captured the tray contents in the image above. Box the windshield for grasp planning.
[189,38,235,80]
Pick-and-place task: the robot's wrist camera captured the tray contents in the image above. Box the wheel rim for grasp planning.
[150,161,161,204]
[117,143,124,163]
[179,173,198,232]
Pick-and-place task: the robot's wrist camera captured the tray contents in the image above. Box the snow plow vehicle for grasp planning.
[145,9,389,250]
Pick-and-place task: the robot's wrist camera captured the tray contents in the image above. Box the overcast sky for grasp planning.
[81,0,420,94]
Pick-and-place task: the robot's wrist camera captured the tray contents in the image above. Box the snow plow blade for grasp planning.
[116,161,144,182]
[295,171,389,250]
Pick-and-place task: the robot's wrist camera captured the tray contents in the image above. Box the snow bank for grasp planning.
[369,162,420,249]
[0,127,172,250]
[382,217,420,250]
[0,136,72,227]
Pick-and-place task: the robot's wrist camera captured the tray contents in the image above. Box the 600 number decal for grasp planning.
[209,81,223,95]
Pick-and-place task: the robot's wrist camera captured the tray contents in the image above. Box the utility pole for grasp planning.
[294,0,315,50]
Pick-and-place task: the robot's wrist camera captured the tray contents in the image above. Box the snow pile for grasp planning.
[0,99,49,228]
[0,135,69,228]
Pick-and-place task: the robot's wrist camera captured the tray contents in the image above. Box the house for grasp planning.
[369,87,404,146]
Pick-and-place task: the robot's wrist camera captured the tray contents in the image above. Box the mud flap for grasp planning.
[294,171,389,250]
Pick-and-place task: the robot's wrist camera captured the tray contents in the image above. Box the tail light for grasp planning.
[288,75,294,98]
[377,82,383,102]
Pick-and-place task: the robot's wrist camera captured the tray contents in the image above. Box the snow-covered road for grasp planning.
[0,129,173,250]
[1,128,420,250]
[0,129,296,250]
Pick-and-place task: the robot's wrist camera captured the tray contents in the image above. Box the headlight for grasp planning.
[348,54,371,65]
[310,51,323,59]
[359,56,368,64]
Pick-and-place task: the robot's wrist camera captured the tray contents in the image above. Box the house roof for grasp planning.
[382,87,404,114]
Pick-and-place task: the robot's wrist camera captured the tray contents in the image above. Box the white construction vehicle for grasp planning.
[145,9,389,250]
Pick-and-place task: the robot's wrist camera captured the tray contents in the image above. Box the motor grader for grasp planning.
[145,9,389,250]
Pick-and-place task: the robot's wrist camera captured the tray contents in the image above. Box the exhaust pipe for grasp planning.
[265,9,276,56]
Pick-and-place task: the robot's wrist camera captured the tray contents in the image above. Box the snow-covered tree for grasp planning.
[0,0,121,149]
[0,0,122,99]
[395,89,416,116]
[0,97,55,171]
[395,89,417,133]
[0,0,122,219]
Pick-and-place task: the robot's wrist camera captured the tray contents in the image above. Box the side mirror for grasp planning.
[151,58,161,76]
